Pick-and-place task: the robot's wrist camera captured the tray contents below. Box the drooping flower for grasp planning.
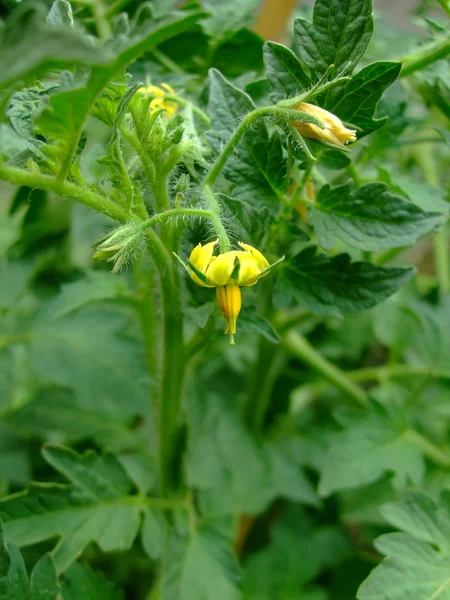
[180,240,284,345]
[138,83,178,116]
[293,102,356,148]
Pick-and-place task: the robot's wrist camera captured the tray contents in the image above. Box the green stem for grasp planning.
[283,330,368,406]
[203,106,279,188]
[142,208,212,229]
[164,95,211,127]
[0,164,130,223]
[348,363,450,382]
[151,48,184,74]
[400,39,450,78]
[402,429,450,468]
[436,0,450,16]
[202,184,231,253]
[433,225,450,292]
[376,246,408,265]
[92,0,111,42]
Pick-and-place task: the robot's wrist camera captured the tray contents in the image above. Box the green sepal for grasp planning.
[229,256,241,282]
[260,256,285,277]
[186,260,209,284]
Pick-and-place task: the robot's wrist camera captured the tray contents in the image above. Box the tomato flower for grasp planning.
[138,83,178,116]
[183,240,284,345]
[293,102,356,148]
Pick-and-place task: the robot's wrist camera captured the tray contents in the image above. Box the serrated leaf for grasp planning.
[309,181,441,251]
[29,304,149,419]
[29,553,60,600]
[186,390,317,516]
[237,311,280,344]
[276,245,414,317]
[264,41,309,101]
[319,402,425,497]
[0,445,143,573]
[217,194,270,245]
[3,542,28,600]
[45,271,130,319]
[326,61,402,135]
[294,0,373,80]
[0,4,107,89]
[358,492,450,600]
[0,522,10,599]
[161,524,241,600]
[202,0,260,37]
[61,562,123,600]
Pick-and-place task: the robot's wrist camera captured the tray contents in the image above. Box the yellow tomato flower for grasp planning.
[138,83,178,116]
[183,240,283,345]
[293,102,356,148]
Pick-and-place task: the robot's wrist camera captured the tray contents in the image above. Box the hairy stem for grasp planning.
[201,185,231,252]
[284,330,368,406]
[400,38,450,78]
[0,164,130,222]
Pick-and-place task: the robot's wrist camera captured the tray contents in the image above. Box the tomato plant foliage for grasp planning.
[0,0,449,597]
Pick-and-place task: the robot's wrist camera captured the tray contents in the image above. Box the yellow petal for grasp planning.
[189,239,218,272]
[238,242,270,271]
[205,251,241,286]
[216,284,241,344]
[235,254,261,286]
[148,85,165,98]
[161,83,176,95]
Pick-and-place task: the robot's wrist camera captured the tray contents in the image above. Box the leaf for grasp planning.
[275,245,414,317]
[186,391,317,516]
[6,387,146,452]
[141,509,167,560]
[309,181,441,251]
[318,402,425,497]
[207,69,287,210]
[237,311,280,344]
[357,491,450,600]
[294,0,374,80]
[264,41,309,101]
[46,0,73,27]
[61,562,123,600]
[0,522,10,599]
[0,4,107,89]
[326,61,402,135]
[217,194,270,246]
[161,524,241,600]
[202,0,260,37]
[29,554,60,600]
[45,272,130,319]
[29,304,149,419]
[0,445,143,573]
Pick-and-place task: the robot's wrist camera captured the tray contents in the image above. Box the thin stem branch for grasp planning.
[403,429,450,468]
[283,330,368,406]
[400,38,450,78]
[0,164,130,223]
[202,185,231,253]
[164,94,211,127]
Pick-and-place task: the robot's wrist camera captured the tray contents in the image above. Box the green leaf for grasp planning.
[357,492,450,600]
[202,0,260,37]
[29,304,148,419]
[276,245,414,317]
[217,194,270,245]
[29,554,60,600]
[0,522,10,599]
[309,181,441,251]
[186,391,317,515]
[0,4,107,89]
[141,508,167,561]
[6,387,146,452]
[207,69,287,210]
[319,402,425,497]
[264,41,309,101]
[237,311,280,343]
[161,524,241,600]
[46,0,73,27]
[0,445,143,573]
[61,562,123,600]
[318,149,351,170]
[45,272,130,319]
[294,0,374,79]
[326,61,402,135]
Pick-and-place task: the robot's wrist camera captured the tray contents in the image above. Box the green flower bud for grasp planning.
[93,221,146,273]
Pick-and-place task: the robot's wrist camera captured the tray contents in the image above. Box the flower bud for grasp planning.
[93,222,145,273]
[292,102,356,148]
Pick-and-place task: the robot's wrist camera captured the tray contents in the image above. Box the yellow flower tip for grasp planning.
[293,102,356,148]
[138,83,178,116]
[216,284,241,344]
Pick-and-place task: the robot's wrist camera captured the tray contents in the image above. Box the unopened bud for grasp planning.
[93,222,145,273]
[292,102,356,149]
